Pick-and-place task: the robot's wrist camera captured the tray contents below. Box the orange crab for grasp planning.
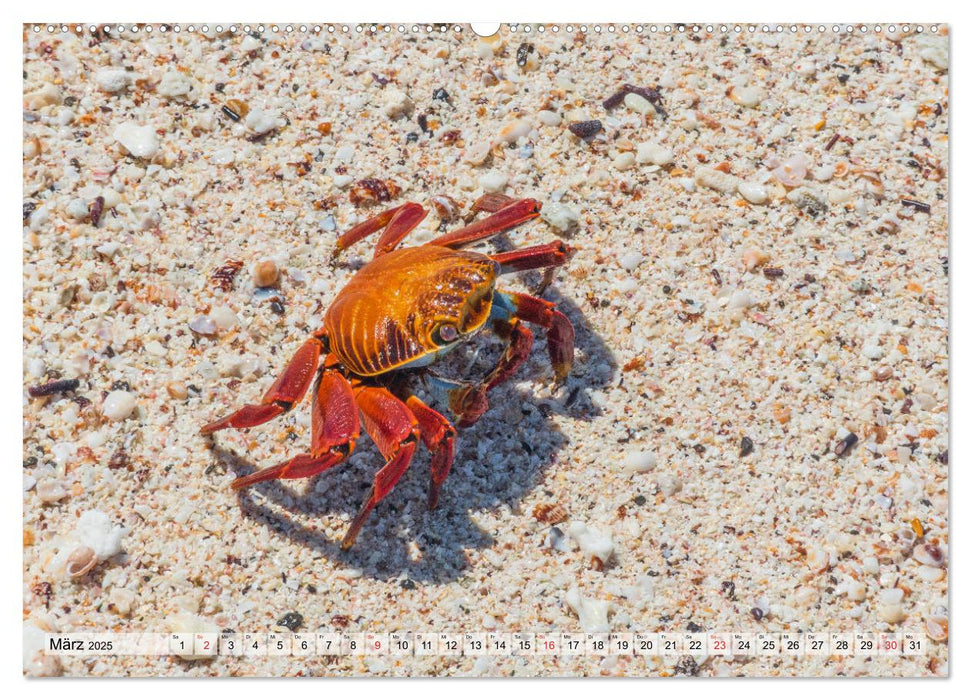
[202,194,575,548]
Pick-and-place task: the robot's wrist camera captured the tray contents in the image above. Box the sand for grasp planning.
[23,23,948,677]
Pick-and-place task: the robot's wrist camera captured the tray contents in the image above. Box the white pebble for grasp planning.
[695,166,739,193]
[478,171,507,193]
[113,123,159,159]
[657,474,682,497]
[623,450,656,473]
[862,343,886,360]
[245,108,284,136]
[102,390,136,421]
[737,182,768,205]
[95,67,132,93]
[210,148,235,165]
[731,85,763,108]
[878,604,907,624]
[496,118,531,145]
[619,252,644,272]
[564,587,611,633]
[537,110,561,126]
[636,142,673,166]
[540,202,579,232]
[463,142,491,166]
[210,305,239,330]
[846,579,866,601]
[624,92,653,114]
[157,70,192,98]
[862,556,880,575]
[879,588,904,605]
[75,509,127,560]
[382,88,414,120]
[728,289,754,309]
[613,152,636,171]
[567,522,615,566]
[36,479,68,504]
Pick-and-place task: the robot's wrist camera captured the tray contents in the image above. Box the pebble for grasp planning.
[113,123,160,159]
[728,289,755,309]
[657,473,683,497]
[108,587,135,616]
[382,88,414,120]
[771,153,810,187]
[861,342,885,360]
[730,85,763,108]
[167,381,189,400]
[695,166,739,194]
[567,522,615,567]
[624,92,654,114]
[245,108,284,135]
[878,604,907,624]
[253,260,280,287]
[636,142,673,166]
[619,252,644,271]
[157,70,192,98]
[95,67,133,93]
[189,315,217,335]
[478,171,507,193]
[36,478,68,504]
[25,83,62,109]
[75,509,126,560]
[540,202,579,232]
[211,148,235,165]
[537,110,561,126]
[564,587,611,633]
[613,152,636,171]
[738,182,768,205]
[210,305,239,330]
[623,450,657,473]
[846,579,866,601]
[102,390,137,421]
[463,142,492,166]
[496,118,531,145]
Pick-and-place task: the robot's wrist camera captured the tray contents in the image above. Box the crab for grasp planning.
[202,193,575,549]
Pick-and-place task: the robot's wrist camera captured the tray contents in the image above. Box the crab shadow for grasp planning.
[209,294,616,585]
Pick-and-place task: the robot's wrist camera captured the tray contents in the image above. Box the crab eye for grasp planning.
[433,324,459,345]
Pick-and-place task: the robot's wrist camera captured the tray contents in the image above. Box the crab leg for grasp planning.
[402,393,457,509]
[490,241,573,274]
[342,385,421,549]
[201,337,324,434]
[495,291,575,383]
[373,203,429,257]
[230,367,360,489]
[424,319,534,428]
[427,198,541,249]
[333,204,406,254]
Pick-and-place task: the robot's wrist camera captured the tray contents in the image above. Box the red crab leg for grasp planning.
[403,394,457,509]
[230,366,360,489]
[490,241,573,274]
[435,319,535,428]
[374,203,428,257]
[427,198,542,249]
[500,291,575,383]
[342,385,421,549]
[201,337,323,434]
[333,204,405,254]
